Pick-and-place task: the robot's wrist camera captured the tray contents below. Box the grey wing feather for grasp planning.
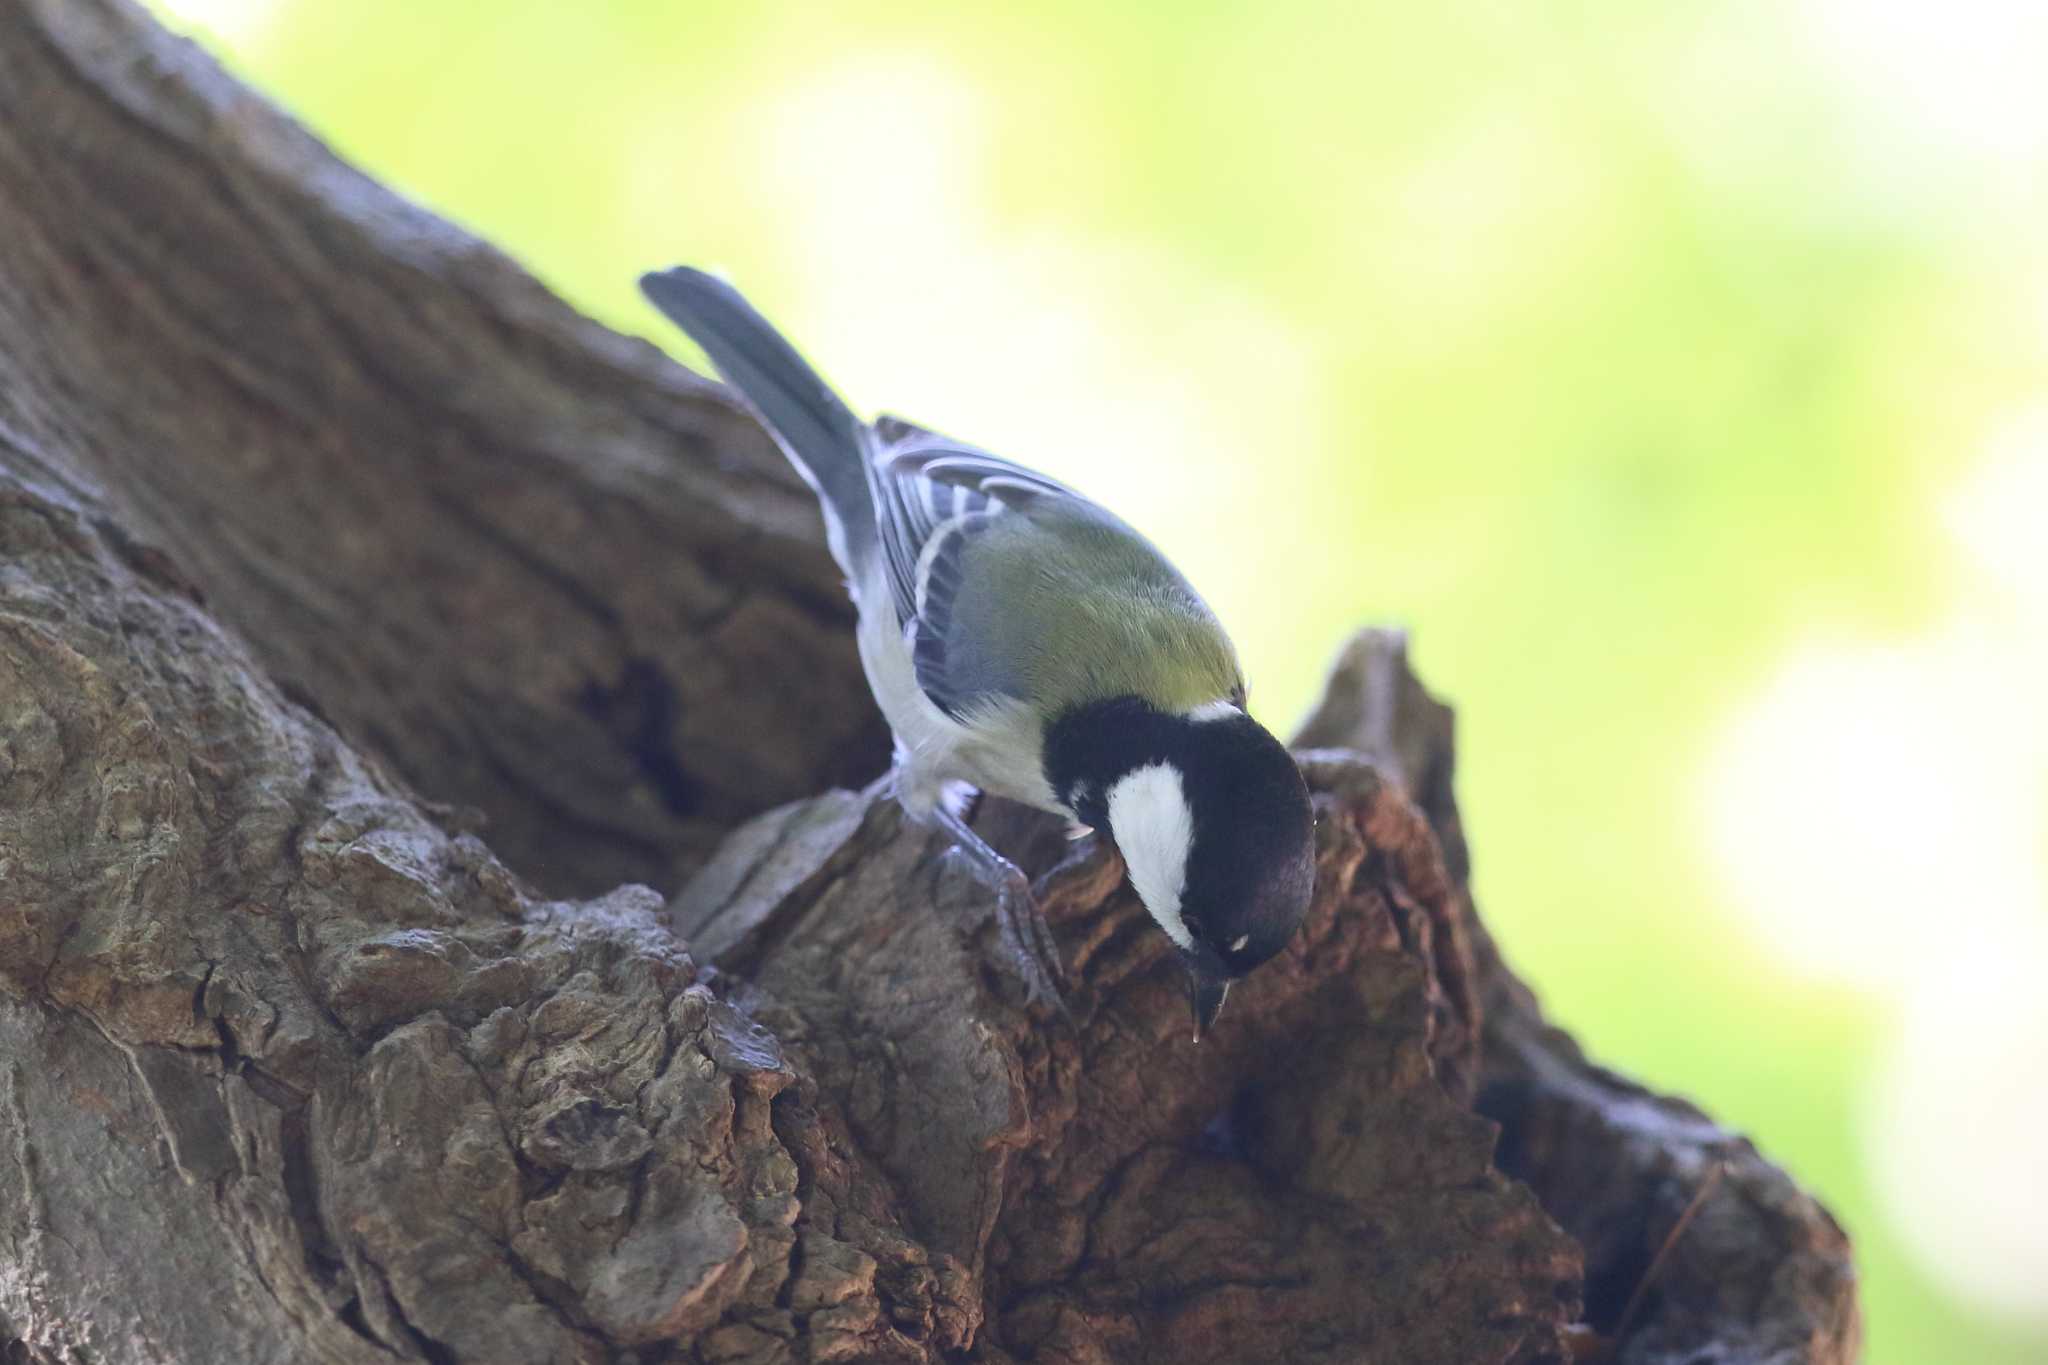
[872,433,1098,718]
[909,509,1003,717]
[908,450,1075,508]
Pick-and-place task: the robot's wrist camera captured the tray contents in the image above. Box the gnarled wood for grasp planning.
[0,4,1858,1363]
[1300,631,1862,1364]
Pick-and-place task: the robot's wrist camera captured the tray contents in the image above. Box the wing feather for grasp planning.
[872,435,1044,716]
[870,428,1239,721]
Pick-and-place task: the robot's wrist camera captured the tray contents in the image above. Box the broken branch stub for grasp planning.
[1298,629,1863,1365]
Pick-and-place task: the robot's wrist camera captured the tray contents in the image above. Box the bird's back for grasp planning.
[937,502,1244,721]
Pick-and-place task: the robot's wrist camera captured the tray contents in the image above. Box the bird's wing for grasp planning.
[870,432,1063,718]
[869,433,1065,631]
[871,428,1242,721]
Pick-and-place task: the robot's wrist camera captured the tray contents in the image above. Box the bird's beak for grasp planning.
[1183,954,1232,1043]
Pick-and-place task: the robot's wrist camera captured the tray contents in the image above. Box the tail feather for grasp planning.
[640,268,875,567]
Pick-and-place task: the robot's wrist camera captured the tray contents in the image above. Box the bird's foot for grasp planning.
[931,802,1073,1019]
[991,864,1073,1017]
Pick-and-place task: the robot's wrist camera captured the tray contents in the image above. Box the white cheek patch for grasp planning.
[1107,762,1196,949]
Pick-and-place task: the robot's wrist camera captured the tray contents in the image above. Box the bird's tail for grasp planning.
[640,267,875,570]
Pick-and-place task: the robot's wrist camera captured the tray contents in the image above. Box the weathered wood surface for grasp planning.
[0,4,1858,1361]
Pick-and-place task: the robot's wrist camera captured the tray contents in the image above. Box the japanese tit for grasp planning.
[640,268,1315,1038]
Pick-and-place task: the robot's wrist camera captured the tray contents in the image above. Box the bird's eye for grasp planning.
[1229,934,1250,953]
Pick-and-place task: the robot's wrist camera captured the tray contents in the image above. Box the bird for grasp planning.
[640,267,1316,1038]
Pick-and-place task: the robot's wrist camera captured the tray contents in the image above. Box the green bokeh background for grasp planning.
[153,2,2048,1360]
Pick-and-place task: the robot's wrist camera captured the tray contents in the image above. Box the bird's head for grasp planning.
[1046,697,1316,1039]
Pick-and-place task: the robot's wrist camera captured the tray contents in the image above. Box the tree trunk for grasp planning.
[0,3,1859,1362]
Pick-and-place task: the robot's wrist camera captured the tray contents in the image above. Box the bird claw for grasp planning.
[929,803,1073,1020]
[993,868,1073,1018]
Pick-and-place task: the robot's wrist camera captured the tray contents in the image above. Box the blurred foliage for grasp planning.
[155,1,2048,1360]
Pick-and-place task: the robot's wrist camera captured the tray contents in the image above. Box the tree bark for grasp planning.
[0,3,1859,1363]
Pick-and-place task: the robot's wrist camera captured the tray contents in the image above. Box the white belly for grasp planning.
[850,561,1060,818]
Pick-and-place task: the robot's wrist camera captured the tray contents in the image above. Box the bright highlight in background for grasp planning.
[721,46,1328,598]
[1703,406,2048,1322]
[1702,632,2042,997]
[1866,925,2048,1323]
[142,1,2048,1360]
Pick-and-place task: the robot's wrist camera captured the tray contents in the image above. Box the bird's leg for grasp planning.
[930,803,1072,1013]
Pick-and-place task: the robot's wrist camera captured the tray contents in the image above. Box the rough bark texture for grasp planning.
[0,0,887,902]
[0,3,1859,1363]
[1298,635,1863,1365]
